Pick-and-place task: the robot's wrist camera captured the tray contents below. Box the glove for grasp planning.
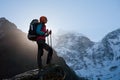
[45,29,49,36]
[45,29,52,36]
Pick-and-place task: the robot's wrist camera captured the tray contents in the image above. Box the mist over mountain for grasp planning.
[54,28,120,80]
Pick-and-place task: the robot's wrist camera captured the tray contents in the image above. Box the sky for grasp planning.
[0,0,120,42]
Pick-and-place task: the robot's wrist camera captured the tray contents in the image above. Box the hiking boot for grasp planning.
[37,68,44,79]
[46,56,52,64]
[38,65,44,71]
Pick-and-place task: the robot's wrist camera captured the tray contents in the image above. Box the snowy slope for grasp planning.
[54,29,120,80]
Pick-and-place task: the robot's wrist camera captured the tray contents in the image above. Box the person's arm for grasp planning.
[36,23,45,35]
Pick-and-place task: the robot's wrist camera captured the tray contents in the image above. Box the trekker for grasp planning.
[36,16,53,70]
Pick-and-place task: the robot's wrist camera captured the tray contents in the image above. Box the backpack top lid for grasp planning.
[31,19,38,25]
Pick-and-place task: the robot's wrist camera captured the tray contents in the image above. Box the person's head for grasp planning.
[39,16,47,24]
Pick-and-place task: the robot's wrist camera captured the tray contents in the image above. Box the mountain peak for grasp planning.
[102,28,120,40]
[0,17,8,23]
[0,17,17,30]
[0,17,7,20]
[0,17,7,26]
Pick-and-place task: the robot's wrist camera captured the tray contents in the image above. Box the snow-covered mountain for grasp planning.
[54,29,120,80]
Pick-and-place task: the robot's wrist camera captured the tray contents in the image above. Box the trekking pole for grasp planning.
[47,36,49,45]
[50,34,52,47]
[50,30,52,47]
[46,29,49,45]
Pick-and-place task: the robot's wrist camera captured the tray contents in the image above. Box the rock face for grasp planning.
[54,29,120,80]
[0,17,37,79]
[6,58,85,80]
[0,18,82,80]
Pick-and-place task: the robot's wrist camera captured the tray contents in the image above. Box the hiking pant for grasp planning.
[37,40,53,69]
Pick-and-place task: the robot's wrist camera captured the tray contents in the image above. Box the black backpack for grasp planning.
[27,19,39,41]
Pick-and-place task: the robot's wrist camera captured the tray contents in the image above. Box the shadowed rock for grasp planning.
[6,59,87,80]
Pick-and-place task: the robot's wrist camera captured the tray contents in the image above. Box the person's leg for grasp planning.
[43,42,53,64]
[46,46,53,64]
[37,40,44,69]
